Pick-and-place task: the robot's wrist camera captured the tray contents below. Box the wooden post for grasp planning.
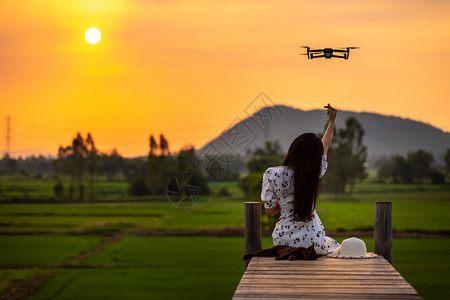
[245,202,262,268]
[374,202,392,264]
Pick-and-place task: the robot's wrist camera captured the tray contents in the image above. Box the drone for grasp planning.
[299,46,359,59]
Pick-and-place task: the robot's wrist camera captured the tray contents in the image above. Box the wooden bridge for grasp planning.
[233,202,421,299]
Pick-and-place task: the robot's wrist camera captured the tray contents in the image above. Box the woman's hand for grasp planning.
[322,103,337,157]
[324,103,337,122]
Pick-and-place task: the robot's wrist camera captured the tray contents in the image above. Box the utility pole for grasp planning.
[6,115,11,156]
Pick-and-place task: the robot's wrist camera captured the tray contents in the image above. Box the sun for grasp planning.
[85,27,101,44]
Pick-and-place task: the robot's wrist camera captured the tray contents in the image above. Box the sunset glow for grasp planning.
[1,0,450,158]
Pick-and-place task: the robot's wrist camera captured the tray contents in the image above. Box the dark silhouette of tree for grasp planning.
[71,133,88,198]
[238,141,286,229]
[146,135,158,195]
[129,176,149,196]
[144,134,174,195]
[160,134,170,156]
[444,148,450,174]
[252,141,285,157]
[99,148,125,181]
[246,141,285,173]
[155,150,172,194]
[377,150,446,184]
[407,150,433,183]
[239,140,285,198]
[176,145,209,195]
[322,117,367,194]
[52,132,97,200]
[86,133,98,200]
[378,155,412,183]
[150,135,158,156]
[177,146,198,172]
[1,154,19,175]
[53,181,64,197]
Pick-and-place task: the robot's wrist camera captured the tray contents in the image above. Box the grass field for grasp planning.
[0,180,449,299]
[0,235,448,299]
[0,235,106,266]
[0,192,449,233]
[0,179,129,199]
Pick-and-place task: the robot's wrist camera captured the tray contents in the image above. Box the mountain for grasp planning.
[198,105,450,167]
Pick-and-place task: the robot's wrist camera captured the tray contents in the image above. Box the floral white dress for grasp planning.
[261,155,340,255]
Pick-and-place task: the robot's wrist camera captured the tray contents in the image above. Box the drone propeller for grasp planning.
[336,47,360,49]
[299,46,310,48]
[298,53,309,55]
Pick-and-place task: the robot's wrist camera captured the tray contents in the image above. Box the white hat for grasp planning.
[328,237,378,259]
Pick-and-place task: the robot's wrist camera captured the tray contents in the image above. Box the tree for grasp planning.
[52,132,96,200]
[175,145,209,195]
[252,141,285,157]
[445,148,450,174]
[238,140,285,197]
[53,181,64,198]
[238,141,285,229]
[407,150,433,183]
[430,169,445,184]
[129,176,149,196]
[160,134,170,156]
[0,154,19,175]
[377,150,447,184]
[150,135,158,156]
[99,148,125,181]
[146,134,175,195]
[86,133,98,200]
[146,135,158,195]
[378,155,412,183]
[322,117,367,194]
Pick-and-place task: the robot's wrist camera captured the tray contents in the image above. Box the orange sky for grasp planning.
[1,0,450,158]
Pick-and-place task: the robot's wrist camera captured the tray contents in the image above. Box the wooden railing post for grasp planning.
[245,202,262,268]
[374,202,393,264]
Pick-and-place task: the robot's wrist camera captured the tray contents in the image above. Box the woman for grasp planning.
[261,104,339,255]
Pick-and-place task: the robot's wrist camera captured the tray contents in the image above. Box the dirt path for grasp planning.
[0,272,54,300]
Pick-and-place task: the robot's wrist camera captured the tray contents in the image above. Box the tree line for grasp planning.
[49,132,213,200]
[377,150,448,184]
[0,120,448,200]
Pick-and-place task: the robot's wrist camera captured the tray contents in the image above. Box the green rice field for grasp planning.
[0,235,448,299]
[0,180,449,299]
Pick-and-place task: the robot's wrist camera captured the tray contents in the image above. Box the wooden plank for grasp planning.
[233,256,421,300]
[248,257,390,265]
[246,269,400,274]
[241,275,405,281]
[234,288,418,294]
[248,265,396,270]
[233,293,422,300]
[240,280,407,285]
[239,275,410,281]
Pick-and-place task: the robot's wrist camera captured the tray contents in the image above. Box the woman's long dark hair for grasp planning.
[282,133,324,222]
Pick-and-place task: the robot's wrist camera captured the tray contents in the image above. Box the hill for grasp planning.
[198,105,450,167]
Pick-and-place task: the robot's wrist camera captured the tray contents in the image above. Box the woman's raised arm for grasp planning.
[322,104,337,157]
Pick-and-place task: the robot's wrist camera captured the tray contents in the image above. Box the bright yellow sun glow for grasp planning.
[85,27,101,44]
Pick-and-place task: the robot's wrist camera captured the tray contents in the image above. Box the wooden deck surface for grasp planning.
[233,255,421,299]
